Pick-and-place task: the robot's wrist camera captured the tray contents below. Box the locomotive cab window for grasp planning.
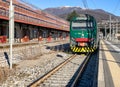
[72,20,94,29]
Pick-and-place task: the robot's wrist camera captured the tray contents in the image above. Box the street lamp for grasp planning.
[9,0,14,69]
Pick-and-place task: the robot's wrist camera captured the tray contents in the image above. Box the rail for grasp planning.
[28,54,77,87]
[71,53,91,87]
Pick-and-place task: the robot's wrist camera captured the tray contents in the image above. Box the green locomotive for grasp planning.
[70,14,99,52]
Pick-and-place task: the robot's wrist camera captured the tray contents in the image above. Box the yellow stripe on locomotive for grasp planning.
[70,46,96,53]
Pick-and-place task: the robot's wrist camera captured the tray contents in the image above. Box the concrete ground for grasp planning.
[98,40,120,87]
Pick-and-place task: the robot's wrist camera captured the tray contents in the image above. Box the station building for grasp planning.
[0,0,69,43]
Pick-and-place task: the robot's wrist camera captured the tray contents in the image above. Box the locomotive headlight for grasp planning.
[91,40,94,45]
[82,34,84,37]
[71,37,75,41]
[71,37,77,46]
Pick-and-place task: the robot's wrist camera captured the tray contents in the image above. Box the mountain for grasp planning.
[44,6,82,15]
[43,6,119,22]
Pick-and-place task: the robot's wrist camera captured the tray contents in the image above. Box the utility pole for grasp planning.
[9,0,14,69]
[109,15,111,40]
[112,24,115,41]
[104,24,107,40]
[116,19,118,42]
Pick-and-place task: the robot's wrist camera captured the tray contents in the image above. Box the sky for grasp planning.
[23,0,120,16]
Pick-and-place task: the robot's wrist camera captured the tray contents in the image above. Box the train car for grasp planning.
[70,14,99,53]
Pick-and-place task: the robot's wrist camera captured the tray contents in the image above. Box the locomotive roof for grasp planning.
[79,14,94,19]
[71,14,95,21]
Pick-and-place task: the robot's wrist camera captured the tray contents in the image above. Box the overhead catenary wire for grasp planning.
[82,0,88,9]
[91,0,97,9]
[112,0,120,14]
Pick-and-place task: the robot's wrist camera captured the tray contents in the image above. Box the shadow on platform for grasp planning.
[100,48,120,53]
[99,58,120,64]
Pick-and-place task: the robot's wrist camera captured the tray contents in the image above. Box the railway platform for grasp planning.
[98,40,120,87]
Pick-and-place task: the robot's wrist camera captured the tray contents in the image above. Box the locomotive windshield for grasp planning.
[72,20,94,29]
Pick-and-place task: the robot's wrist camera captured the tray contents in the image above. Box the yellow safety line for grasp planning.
[101,40,120,87]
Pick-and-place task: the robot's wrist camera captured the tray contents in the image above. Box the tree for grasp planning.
[67,10,79,21]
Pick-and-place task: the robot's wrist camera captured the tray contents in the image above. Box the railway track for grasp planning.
[28,53,91,87]
[71,51,98,87]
